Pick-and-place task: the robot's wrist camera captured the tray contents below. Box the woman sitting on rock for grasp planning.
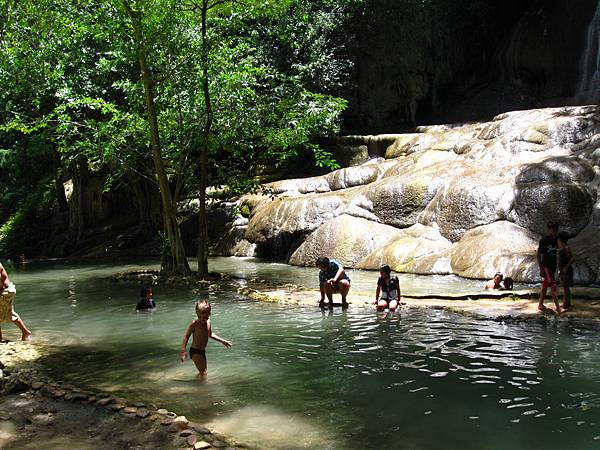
[374,265,402,312]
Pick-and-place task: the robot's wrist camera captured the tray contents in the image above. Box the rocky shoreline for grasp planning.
[238,284,600,323]
[0,341,241,450]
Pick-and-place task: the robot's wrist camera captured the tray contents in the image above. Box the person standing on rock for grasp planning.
[316,257,350,308]
[537,222,562,314]
[0,262,31,341]
[557,231,575,311]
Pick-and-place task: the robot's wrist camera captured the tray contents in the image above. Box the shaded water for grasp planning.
[4,258,600,449]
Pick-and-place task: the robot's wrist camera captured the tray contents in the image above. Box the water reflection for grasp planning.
[3,259,600,449]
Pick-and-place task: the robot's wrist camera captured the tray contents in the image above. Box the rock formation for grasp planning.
[214,105,600,284]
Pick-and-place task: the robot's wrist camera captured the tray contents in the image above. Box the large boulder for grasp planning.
[419,174,514,242]
[245,193,347,242]
[449,221,540,282]
[356,223,452,274]
[360,150,462,228]
[509,183,595,236]
[567,196,600,284]
[288,214,403,267]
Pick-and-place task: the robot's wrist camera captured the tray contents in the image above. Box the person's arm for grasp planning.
[330,265,345,283]
[396,281,402,302]
[560,248,575,276]
[374,283,381,304]
[180,321,194,361]
[208,320,232,348]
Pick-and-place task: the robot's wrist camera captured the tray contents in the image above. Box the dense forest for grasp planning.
[0,0,596,275]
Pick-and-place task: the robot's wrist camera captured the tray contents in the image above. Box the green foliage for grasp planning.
[0,187,54,259]
[0,0,358,257]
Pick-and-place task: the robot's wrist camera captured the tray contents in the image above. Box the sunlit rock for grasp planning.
[419,174,514,242]
[324,159,388,191]
[356,224,452,274]
[227,105,600,282]
[450,221,539,282]
[288,214,403,267]
[264,176,330,195]
[245,193,349,257]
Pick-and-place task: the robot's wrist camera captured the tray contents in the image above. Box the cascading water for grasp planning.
[577,0,600,103]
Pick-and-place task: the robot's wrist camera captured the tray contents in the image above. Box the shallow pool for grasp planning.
[4,258,599,449]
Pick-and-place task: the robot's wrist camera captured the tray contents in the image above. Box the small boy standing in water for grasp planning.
[180,300,232,377]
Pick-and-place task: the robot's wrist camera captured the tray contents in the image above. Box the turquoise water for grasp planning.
[4,258,600,449]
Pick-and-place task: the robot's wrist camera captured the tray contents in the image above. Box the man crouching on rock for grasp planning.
[316,257,350,309]
[0,262,31,341]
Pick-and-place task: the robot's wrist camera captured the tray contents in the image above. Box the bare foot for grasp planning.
[538,305,547,312]
[21,332,31,341]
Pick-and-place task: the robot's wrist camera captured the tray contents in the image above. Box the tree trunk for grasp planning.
[124,0,190,276]
[197,1,211,279]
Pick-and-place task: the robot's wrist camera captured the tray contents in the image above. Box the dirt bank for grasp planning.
[0,341,240,450]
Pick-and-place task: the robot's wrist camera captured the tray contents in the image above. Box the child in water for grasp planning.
[180,300,232,377]
[374,265,402,312]
[136,286,156,311]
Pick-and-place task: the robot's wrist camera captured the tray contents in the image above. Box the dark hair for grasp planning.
[380,264,391,274]
[547,222,559,231]
[502,277,514,290]
[316,256,330,267]
[494,272,503,280]
[557,231,570,242]
[140,286,150,298]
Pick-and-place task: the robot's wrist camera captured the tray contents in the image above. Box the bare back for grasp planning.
[190,319,211,349]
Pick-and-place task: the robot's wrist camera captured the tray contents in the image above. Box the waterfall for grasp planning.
[577,0,600,103]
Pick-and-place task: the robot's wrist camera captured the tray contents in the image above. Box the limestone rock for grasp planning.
[450,221,540,282]
[227,106,600,283]
[264,176,330,195]
[509,182,595,236]
[193,442,211,450]
[419,175,513,242]
[210,226,256,257]
[324,160,388,191]
[245,193,348,254]
[289,215,404,267]
[356,224,452,274]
